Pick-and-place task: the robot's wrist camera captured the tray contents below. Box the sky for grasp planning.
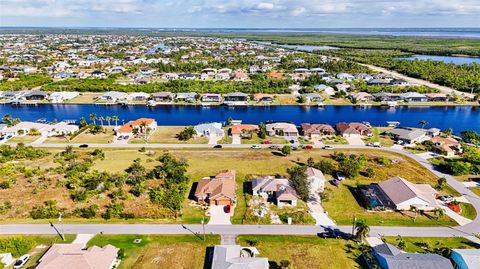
[0,0,479,28]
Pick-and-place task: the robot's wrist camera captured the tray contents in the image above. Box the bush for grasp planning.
[0,236,36,257]
[313,159,336,175]
[75,204,99,219]
[102,203,124,220]
[30,200,60,219]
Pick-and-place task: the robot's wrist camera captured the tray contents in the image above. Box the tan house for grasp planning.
[335,122,373,138]
[265,122,298,137]
[194,170,236,206]
[36,244,119,269]
[431,136,462,157]
[252,176,299,207]
[301,123,335,138]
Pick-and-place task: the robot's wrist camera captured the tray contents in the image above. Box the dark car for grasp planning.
[79,144,89,148]
[224,204,231,213]
[213,145,223,149]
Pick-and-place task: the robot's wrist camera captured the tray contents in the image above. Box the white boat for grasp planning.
[387,101,398,107]
[146,100,156,107]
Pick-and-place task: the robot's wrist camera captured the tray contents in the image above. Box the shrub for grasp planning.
[0,236,36,257]
[75,204,99,219]
[30,200,60,219]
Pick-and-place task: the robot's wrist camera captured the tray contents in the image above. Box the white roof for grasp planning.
[452,249,480,269]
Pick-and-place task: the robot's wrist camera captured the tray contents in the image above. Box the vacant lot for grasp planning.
[44,127,115,144]
[383,236,479,253]
[7,135,40,144]
[87,234,219,269]
[130,126,208,144]
[237,235,362,269]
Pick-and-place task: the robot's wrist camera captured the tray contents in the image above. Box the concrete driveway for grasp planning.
[345,136,364,146]
[208,205,231,225]
[232,134,241,145]
[208,135,221,145]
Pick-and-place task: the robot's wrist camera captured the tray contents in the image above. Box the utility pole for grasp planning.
[201,218,205,241]
[351,214,357,237]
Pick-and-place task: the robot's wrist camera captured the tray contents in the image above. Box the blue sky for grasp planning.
[1,0,479,28]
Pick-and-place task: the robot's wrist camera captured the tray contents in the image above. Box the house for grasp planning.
[231,124,259,138]
[335,122,372,138]
[450,249,480,269]
[401,92,429,102]
[314,84,335,96]
[349,92,374,102]
[367,78,389,86]
[128,92,150,101]
[233,72,249,81]
[152,92,174,103]
[48,91,79,103]
[372,93,403,102]
[36,243,119,269]
[335,83,352,92]
[431,136,462,157]
[390,79,409,86]
[91,70,107,79]
[194,170,236,206]
[301,123,335,138]
[115,118,157,138]
[175,92,197,103]
[377,176,438,211]
[301,93,323,102]
[306,167,326,193]
[194,122,224,137]
[201,93,222,102]
[387,128,427,144]
[265,122,298,137]
[211,245,269,269]
[1,121,79,137]
[336,72,354,80]
[252,176,299,207]
[98,91,128,102]
[224,92,249,102]
[426,128,441,137]
[373,243,453,269]
[24,91,48,101]
[425,93,448,102]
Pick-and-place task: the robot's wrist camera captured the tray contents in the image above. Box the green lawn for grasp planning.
[7,135,40,144]
[129,126,208,144]
[383,236,479,253]
[0,234,75,268]
[44,127,115,144]
[241,133,288,144]
[237,235,362,269]
[87,234,219,269]
[363,127,379,144]
[323,136,348,145]
[470,187,480,197]
[460,203,477,220]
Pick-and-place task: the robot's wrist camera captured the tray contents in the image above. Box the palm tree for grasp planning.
[79,117,87,127]
[98,116,105,126]
[106,116,111,126]
[443,128,453,137]
[2,114,13,126]
[140,121,148,140]
[418,120,429,129]
[112,115,119,126]
[354,219,370,242]
[89,113,97,125]
[432,207,445,221]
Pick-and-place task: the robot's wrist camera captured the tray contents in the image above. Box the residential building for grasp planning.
[152,92,174,103]
[373,243,453,269]
[301,123,335,138]
[175,92,197,103]
[306,167,326,193]
[431,136,462,157]
[230,124,259,138]
[372,93,403,102]
[314,84,335,96]
[24,91,48,101]
[36,243,119,269]
[1,121,79,137]
[401,92,429,102]
[301,93,323,102]
[211,245,269,269]
[98,91,128,102]
[265,122,298,137]
[48,91,79,103]
[193,122,224,137]
[252,176,299,207]
[128,92,150,101]
[349,92,374,102]
[387,128,427,144]
[115,118,157,137]
[224,92,249,104]
[450,249,480,269]
[426,93,449,102]
[194,170,236,206]
[201,93,222,102]
[335,122,373,138]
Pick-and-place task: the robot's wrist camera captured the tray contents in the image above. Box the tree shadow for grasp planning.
[270,151,285,157]
[268,261,281,269]
[243,181,252,194]
[188,182,198,200]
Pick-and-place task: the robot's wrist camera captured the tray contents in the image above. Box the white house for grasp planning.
[128,92,150,101]
[98,91,128,102]
[193,122,224,137]
[48,92,80,103]
[306,167,326,193]
[378,176,438,211]
[1,122,79,137]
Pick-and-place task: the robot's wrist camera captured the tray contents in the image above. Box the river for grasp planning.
[398,55,480,65]
[1,105,479,133]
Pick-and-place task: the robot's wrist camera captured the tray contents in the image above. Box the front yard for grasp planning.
[382,236,479,253]
[129,126,208,144]
[44,127,115,144]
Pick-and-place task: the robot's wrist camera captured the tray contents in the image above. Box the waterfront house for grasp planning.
[115,118,157,138]
[211,245,269,269]
[98,91,128,103]
[152,92,174,103]
[175,92,197,103]
[128,92,150,101]
[426,128,441,137]
[252,176,299,207]
[193,122,224,137]
[224,92,249,102]
[230,124,259,138]
[265,122,299,137]
[335,83,352,92]
[201,93,222,102]
[431,136,462,157]
[348,92,374,102]
[1,121,79,137]
[401,92,428,102]
[378,176,438,211]
[194,170,236,206]
[387,128,427,144]
[301,93,323,102]
[372,92,402,102]
[373,243,453,269]
[450,249,480,269]
[301,123,336,138]
[36,243,119,269]
[335,122,372,138]
[426,93,449,102]
[314,84,335,96]
[306,167,326,193]
[24,91,49,101]
[48,92,79,103]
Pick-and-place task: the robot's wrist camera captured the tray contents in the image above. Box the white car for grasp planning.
[323,145,336,150]
[14,254,30,269]
[251,145,262,149]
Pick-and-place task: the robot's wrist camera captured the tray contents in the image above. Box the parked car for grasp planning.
[439,195,454,203]
[262,140,272,144]
[336,172,346,181]
[213,145,223,149]
[269,145,281,150]
[251,145,261,149]
[224,204,231,213]
[13,254,30,269]
[367,142,381,147]
[79,144,89,148]
[323,145,335,150]
[303,145,313,149]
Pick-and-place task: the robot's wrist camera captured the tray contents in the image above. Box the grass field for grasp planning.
[129,126,208,144]
[237,235,362,269]
[323,136,348,145]
[87,234,219,269]
[44,127,115,144]
[470,187,480,197]
[241,133,288,144]
[383,236,479,253]
[460,203,477,220]
[0,234,75,268]
[7,135,40,144]
[66,92,103,104]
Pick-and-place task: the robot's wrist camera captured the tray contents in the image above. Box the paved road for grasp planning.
[2,144,479,237]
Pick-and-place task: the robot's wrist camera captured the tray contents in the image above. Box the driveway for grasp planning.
[72,234,95,248]
[208,205,231,225]
[232,134,241,145]
[208,135,221,145]
[307,194,336,226]
[345,136,364,146]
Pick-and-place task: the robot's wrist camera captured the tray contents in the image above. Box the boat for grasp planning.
[387,101,398,108]
[358,102,372,108]
[146,100,156,107]
[317,102,325,108]
[386,121,401,127]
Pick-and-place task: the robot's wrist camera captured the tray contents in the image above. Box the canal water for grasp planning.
[1,105,479,133]
[397,55,480,65]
